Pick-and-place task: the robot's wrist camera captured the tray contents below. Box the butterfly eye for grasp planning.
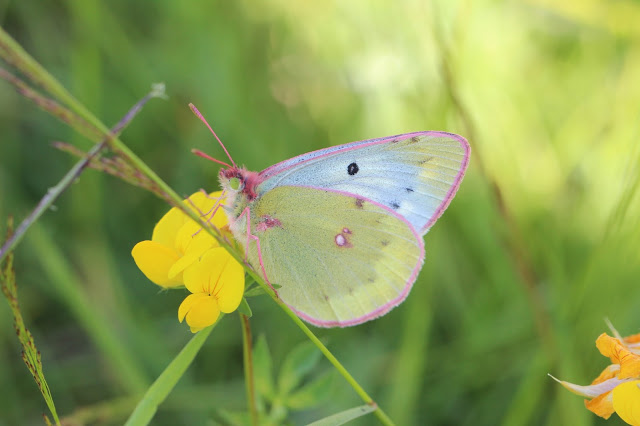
[229,177,243,191]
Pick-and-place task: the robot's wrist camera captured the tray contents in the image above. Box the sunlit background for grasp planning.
[1,1,640,424]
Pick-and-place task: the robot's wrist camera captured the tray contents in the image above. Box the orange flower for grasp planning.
[553,329,640,425]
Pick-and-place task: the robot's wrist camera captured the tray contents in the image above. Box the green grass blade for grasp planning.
[124,321,218,426]
[306,404,377,426]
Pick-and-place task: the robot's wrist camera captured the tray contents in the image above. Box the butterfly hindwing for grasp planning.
[246,185,424,327]
[258,132,470,234]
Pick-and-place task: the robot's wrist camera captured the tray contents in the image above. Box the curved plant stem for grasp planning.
[240,314,259,426]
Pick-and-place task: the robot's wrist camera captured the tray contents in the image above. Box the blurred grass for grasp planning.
[1,0,640,425]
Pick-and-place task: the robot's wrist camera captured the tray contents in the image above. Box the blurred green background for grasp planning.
[1,0,640,425]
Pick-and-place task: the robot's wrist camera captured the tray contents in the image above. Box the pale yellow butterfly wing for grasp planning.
[244,185,424,327]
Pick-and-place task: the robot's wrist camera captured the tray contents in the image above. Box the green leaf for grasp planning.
[214,408,249,426]
[277,341,322,396]
[253,334,274,398]
[244,286,267,298]
[306,404,377,426]
[244,283,282,298]
[285,371,335,409]
[237,297,252,317]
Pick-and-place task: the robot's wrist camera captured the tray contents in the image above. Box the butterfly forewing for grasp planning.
[257,132,470,235]
[246,186,424,327]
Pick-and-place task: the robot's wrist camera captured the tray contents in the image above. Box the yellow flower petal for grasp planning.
[152,205,190,247]
[613,380,640,426]
[178,293,220,333]
[183,247,228,294]
[181,247,244,313]
[625,334,640,345]
[596,334,640,379]
[131,241,183,287]
[188,191,228,230]
[626,334,640,352]
[592,364,622,385]
[153,191,226,249]
[188,190,217,210]
[175,220,218,257]
[178,293,200,322]
[215,255,244,313]
[167,251,201,280]
[586,390,615,419]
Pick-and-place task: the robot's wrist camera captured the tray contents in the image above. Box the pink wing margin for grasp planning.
[260,131,471,236]
[419,132,470,234]
[284,188,426,328]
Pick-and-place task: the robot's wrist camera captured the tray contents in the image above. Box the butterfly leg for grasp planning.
[186,190,226,238]
[194,189,226,220]
[238,206,279,297]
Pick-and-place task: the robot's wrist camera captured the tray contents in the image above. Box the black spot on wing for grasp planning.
[355,198,365,208]
[390,201,400,210]
[405,187,414,193]
[347,162,359,175]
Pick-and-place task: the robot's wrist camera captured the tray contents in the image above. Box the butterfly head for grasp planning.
[219,166,263,217]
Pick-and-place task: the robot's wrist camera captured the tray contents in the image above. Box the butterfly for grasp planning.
[191,104,470,327]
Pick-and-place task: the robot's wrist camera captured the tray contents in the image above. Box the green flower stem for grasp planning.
[240,314,259,426]
[124,321,218,426]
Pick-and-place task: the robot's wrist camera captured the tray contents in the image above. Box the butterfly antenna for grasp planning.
[191,149,232,168]
[189,103,236,168]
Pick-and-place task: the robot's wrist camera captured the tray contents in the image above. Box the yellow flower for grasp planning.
[553,330,640,425]
[178,247,244,333]
[131,191,227,288]
[132,190,245,333]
